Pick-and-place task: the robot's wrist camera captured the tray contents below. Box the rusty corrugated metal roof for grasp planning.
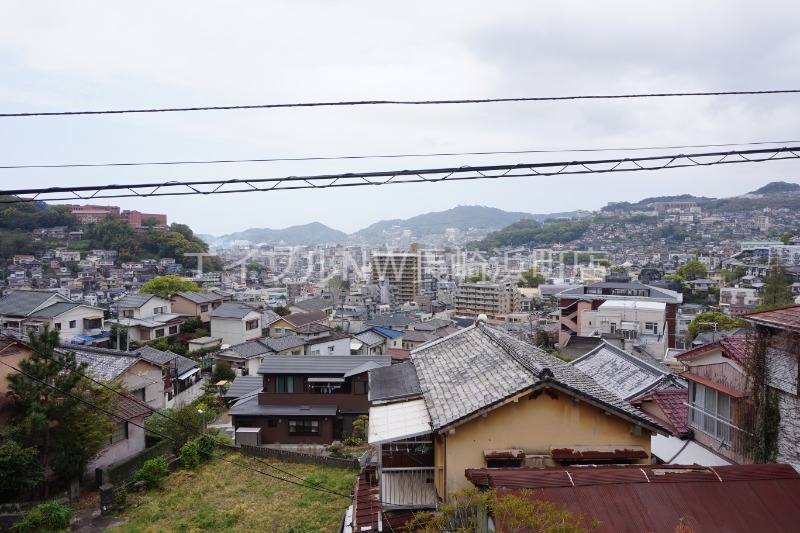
[467,464,800,533]
[550,446,648,461]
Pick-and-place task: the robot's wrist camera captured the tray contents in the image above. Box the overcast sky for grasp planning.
[1,2,799,236]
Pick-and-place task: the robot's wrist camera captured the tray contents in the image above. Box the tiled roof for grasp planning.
[743,305,800,332]
[293,322,332,335]
[224,376,263,399]
[262,334,306,353]
[174,291,219,304]
[136,345,197,376]
[631,388,690,437]
[413,318,455,331]
[117,293,157,309]
[29,301,83,318]
[116,393,153,420]
[411,325,662,433]
[292,297,334,312]
[66,346,139,381]
[354,330,385,348]
[283,310,328,327]
[261,310,281,326]
[570,341,683,400]
[677,335,749,366]
[227,339,271,359]
[366,314,418,328]
[0,290,67,317]
[369,362,421,403]
[208,302,260,319]
[257,354,391,376]
[692,328,752,346]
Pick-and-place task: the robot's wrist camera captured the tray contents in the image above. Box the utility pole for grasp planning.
[115,296,120,350]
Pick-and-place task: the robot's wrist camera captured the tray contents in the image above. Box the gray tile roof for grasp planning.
[283,310,329,327]
[29,302,83,318]
[229,397,338,417]
[293,298,334,312]
[65,346,139,381]
[227,340,271,359]
[570,341,684,401]
[261,310,281,326]
[413,318,455,332]
[410,325,662,433]
[369,362,421,403]
[225,376,263,399]
[354,330,385,348]
[262,334,306,353]
[366,314,418,328]
[174,291,220,304]
[136,345,197,376]
[117,293,157,309]
[0,290,68,317]
[209,302,260,319]
[257,354,391,376]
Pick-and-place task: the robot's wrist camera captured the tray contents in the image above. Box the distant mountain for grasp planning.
[749,181,800,195]
[353,205,576,240]
[208,222,348,246]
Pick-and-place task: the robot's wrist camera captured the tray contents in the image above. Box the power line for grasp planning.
[1,139,797,170]
[3,89,800,118]
[1,146,798,203]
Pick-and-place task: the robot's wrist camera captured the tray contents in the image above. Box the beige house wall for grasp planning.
[435,388,652,496]
[0,345,33,394]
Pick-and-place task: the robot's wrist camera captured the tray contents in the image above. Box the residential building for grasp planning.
[229,354,391,444]
[556,281,682,349]
[170,290,232,327]
[453,280,522,324]
[267,310,329,337]
[209,302,263,346]
[113,293,183,342]
[579,300,669,360]
[370,252,421,304]
[367,324,663,511]
[0,290,106,344]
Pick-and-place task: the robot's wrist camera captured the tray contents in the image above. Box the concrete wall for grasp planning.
[211,314,260,346]
[87,416,147,476]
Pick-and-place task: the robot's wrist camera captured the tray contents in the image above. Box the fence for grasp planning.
[238,444,360,470]
[95,439,173,487]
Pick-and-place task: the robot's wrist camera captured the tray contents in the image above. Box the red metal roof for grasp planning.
[466,464,800,533]
[385,348,411,361]
[350,466,415,532]
[743,305,800,331]
[550,446,648,461]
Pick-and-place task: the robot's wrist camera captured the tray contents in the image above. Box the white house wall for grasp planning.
[54,306,104,341]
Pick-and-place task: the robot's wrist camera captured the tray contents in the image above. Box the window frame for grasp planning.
[288,419,319,435]
[110,421,128,444]
[689,382,733,442]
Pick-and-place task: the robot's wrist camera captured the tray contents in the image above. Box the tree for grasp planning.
[675,260,707,281]
[759,263,793,310]
[139,275,205,298]
[686,311,749,342]
[145,402,204,453]
[519,268,545,288]
[7,329,115,496]
[466,272,491,282]
[142,216,161,229]
[273,305,291,316]
[0,433,44,501]
[780,231,795,245]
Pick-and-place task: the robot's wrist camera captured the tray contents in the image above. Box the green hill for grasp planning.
[211,222,348,246]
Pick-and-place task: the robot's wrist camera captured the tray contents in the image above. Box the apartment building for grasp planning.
[370,252,420,304]
[453,280,521,324]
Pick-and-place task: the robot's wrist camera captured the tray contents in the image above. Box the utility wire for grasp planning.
[2,89,800,118]
[1,146,798,203]
[0,139,797,170]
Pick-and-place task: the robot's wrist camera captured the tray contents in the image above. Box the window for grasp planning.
[689,382,732,442]
[276,375,294,393]
[54,322,61,330]
[69,320,76,329]
[155,328,165,338]
[122,310,134,318]
[200,304,209,312]
[153,306,167,314]
[110,421,128,444]
[246,319,260,331]
[645,322,658,335]
[133,388,146,401]
[288,419,319,434]
[169,325,178,335]
[311,350,321,355]
[237,417,254,428]
[274,327,283,334]
[354,381,368,395]
[328,346,335,354]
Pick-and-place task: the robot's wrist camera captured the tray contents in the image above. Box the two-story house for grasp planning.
[0,290,106,344]
[267,310,329,337]
[209,302,263,346]
[229,354,391,445]
[113,293,184,342]
[170,290,232,328]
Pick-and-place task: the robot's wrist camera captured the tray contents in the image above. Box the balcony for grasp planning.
[380,467,441,508]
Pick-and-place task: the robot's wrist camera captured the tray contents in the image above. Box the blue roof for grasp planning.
[371,326,404,339]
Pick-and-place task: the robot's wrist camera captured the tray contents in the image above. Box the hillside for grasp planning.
[208,222,349,246]
[471,218,591,250]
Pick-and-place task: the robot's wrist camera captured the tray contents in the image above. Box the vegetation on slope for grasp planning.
[470,218,591,250]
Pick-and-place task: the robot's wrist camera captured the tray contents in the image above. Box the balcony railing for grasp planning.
[380,467,441,509]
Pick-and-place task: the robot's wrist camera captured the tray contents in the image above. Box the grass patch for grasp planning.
[118,452,358,532]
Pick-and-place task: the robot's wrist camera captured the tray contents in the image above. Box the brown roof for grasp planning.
[676,335,749,366]
[465,464,800,533]
[351,466,415,532]
[385,348,411,361]
[630,388,690,438]
[115,393,152,421]
[743,305,800,332]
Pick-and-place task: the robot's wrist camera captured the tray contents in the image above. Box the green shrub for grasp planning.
[180,440,201,469]
[135,456,169,490]
[197,434,217,461]
[327,444,352,459]
[10,500,72,533]
[114,487,129,510]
